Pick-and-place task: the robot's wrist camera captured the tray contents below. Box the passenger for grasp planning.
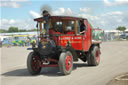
[80,20,86,34]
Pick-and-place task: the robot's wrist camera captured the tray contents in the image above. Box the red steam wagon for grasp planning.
[27,16,102,75]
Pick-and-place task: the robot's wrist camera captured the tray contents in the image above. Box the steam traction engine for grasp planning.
[27,16,102,75]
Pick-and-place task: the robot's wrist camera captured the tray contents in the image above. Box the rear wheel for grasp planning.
[87,46,100,66]
[59,51,73,75]
[27,52,41,75]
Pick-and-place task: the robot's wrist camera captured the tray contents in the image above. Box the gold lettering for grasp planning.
[61,40,81,44]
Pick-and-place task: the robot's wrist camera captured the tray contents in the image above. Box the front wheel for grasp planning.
[27,52,41,75]
[59,51,73,75]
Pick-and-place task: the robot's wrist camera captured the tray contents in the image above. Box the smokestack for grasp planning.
[40,5,52,16]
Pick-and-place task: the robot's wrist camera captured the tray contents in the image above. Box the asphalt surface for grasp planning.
[0,41,128,85]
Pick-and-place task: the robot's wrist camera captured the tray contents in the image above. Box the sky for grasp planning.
[0,0,128,30]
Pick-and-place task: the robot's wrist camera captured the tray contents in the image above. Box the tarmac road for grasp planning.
[0,41,128,85]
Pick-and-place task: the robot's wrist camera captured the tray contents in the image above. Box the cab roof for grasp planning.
[34,16,87,22]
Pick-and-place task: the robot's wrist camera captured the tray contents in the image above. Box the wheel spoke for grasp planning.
[32,56,41,71]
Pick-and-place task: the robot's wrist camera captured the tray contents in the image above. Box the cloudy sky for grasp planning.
[0,0,128,30]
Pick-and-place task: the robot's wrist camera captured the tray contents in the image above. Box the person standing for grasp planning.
[8,38,12,48]
[42,10,51,37]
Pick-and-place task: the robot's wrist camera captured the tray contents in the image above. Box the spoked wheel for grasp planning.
[87,46,100,66]
[59,51,73,75]
[27,52,41,75]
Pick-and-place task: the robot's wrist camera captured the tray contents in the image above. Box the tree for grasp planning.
[19,29,27,32]
[8,26,19,32]
[28,29,37,32]
[116,26,126,31]
[0,29,8,33]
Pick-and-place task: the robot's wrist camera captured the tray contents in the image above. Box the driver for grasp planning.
[80,19,86,34]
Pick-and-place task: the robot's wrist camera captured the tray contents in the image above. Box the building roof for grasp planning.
[104,29,128,33]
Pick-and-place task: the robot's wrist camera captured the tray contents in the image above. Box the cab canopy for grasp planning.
[34,16,87,35]
[34,16,87,22]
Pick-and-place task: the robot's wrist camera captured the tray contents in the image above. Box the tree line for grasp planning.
[0,26,127,33]
[0,26,37,33]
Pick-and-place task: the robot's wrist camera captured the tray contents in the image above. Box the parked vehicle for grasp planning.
[27,16,102,75]
[12,35,25,46]
[0,36,12,46]
[120,33,127,39]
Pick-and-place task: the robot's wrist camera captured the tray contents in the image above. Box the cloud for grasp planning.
[0,19,35,30]
[104,0,128,6]
[10,0,28,2]
[0,1,20,8]
[1,7,74,29]
[101,11,123,17]
[29,7,73,18]
[0,19,17,29]
[0,0,29,8]
[78,11,128,29]
[1,7,128,30]
[1,0,28,1]
[52,8,73,16]
[78,14,99,20]
[29,9,128,30]
[1,19,16,25]
[29,10,41,18]
[79,8,91,13]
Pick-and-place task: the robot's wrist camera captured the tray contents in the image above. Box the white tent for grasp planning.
[125,29,128,32]
[0,35,11,41]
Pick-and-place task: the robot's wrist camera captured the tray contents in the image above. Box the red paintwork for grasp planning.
[66,31,75,34]
[65,55,72,71]
[49,29,61,34]
[58,35,83,50]
[49,29,61,44]
[85,20,91,51]
[82,20,88,51]
[47,58,58,63]
[36,16,92,52]
[56,20,91,51]
[41,64,58,67]
[93,28,102,30]
[31,55,58,68]
[96,50,100,63]
[41,58,58,67]
[30,16,101,73]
